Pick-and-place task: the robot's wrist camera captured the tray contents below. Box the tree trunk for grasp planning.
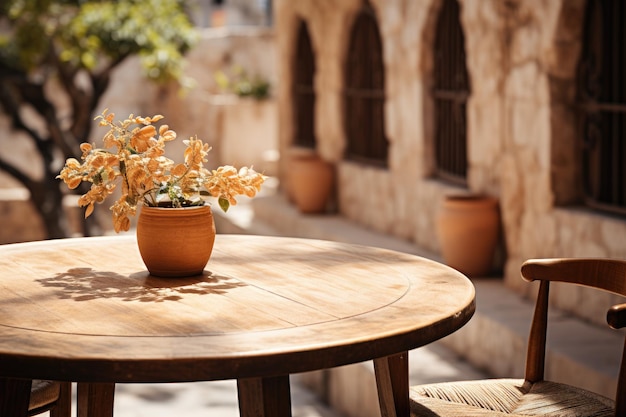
[28,178,70,239]
[29,178,104,239]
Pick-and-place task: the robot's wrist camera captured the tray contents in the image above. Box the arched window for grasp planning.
[292,20,316,149]
[344,3,387,166]
[577,0,626,216]
[433,0,470,185]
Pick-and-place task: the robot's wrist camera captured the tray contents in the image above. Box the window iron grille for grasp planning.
[577,0,626,216]
[343,3,388,167]
[433,0,470,185]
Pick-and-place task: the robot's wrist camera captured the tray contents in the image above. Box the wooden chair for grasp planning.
[409,258,626,416]
[0,379,71,416]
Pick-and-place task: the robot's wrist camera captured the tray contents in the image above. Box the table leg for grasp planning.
[0,378,31,416]
[374,351,409,417]
[77,382,115,417]
[237,375,292,417]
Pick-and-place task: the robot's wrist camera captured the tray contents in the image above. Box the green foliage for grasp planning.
[218,196,230,212]
[0,0,199,238]
[1,0,198,82]
[214,65,271,100]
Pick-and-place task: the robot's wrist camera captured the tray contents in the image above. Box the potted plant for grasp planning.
[214,65,271,100]
[58,109,266,277]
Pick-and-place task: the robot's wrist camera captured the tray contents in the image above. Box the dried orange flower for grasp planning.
[58,109,266,232]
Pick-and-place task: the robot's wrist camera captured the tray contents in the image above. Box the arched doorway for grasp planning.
[343,2,387,167]
[292,19,316,149]
[432,0,470,186]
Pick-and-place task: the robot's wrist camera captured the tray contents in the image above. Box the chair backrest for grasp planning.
[521,258,626,415]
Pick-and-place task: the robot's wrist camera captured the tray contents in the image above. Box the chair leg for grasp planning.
[50,382,72,417]
[614,338,626,416]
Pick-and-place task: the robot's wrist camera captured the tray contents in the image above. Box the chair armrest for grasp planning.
[607,303,626,329]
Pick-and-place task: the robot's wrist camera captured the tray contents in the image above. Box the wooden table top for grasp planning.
[0,234,475,384]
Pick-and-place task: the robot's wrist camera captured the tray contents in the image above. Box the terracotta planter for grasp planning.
[436,195,500,278]
[136,205,216,277]
[287,151,334,214]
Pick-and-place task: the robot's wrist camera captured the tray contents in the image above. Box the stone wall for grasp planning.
[274,0,626,325]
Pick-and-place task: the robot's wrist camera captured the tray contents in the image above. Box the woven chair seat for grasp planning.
[29,380,61,412]
[410,378,615,417]
[409,258,626,416]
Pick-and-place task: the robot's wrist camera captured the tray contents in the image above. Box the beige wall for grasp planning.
[275,0,626,324]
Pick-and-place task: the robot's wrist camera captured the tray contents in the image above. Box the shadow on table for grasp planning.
[36,268,246,302]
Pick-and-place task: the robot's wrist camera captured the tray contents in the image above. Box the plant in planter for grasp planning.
[214,66,271,100]
[58,109,266,276]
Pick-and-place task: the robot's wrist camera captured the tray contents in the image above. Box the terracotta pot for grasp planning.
[436,195,500,278]
[136,205,216,277]
[288,152,334,214]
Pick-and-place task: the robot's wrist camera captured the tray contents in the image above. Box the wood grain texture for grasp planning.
[374,352,409,417]
[76,383,114,417]
[0,378,30,416]
[0,235,475,384]
[237,376,292,417]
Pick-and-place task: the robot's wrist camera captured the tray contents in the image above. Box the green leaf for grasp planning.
[218,197,230,212]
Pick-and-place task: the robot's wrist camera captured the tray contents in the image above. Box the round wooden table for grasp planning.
[0,235,475,417]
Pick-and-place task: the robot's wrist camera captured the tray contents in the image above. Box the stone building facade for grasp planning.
[274,0,626,325]
[1,0,625,327]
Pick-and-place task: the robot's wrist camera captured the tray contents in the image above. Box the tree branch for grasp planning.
[0,156,35,191]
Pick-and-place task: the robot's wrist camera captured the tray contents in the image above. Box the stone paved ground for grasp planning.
[55,378,341,417]
[52,341,486,417]
[111,378,342,417]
